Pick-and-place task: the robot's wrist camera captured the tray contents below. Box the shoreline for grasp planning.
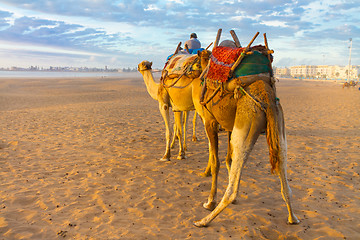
[0,71,142,79]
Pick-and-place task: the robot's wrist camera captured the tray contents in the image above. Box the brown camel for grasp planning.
[191,35,300,227]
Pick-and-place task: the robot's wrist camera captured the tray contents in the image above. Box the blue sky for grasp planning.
[0,0,358,69]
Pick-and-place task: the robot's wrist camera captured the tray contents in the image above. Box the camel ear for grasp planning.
[197,51,201,57]
[150,62,153,67]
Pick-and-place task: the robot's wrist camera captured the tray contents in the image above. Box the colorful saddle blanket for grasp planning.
[206,45,271,83]
[164,54,199,75]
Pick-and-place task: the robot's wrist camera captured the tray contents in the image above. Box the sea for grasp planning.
[0,71,142,78]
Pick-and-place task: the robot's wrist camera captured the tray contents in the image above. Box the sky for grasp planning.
[0,0,359,69]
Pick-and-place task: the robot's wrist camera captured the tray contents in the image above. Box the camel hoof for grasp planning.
[288,216,300,225]
[203,201,216,211]
[192,136,198,142]
[159,157,170,162]
[177,155,186,160]
[193,220,207,228]
[176,153,186,160]
[199,171,211,177]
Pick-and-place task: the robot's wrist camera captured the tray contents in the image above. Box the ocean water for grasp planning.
[0,71,142,78]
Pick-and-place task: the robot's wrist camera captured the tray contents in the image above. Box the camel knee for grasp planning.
[210,121,218,131]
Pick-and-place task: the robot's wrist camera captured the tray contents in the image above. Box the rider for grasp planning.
[184,33,202,54]
[166,33,203,60]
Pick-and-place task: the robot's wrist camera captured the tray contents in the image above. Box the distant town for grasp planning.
[0,66,138,73]
[1,64,360,81]
[274,65,360,81]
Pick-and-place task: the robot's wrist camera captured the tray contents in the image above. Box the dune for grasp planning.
[0,75,359,239]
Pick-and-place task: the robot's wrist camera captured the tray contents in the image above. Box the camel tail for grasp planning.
[265,97,283,174]
[249,80,285,174]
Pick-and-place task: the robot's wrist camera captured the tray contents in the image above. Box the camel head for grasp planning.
[138,61,153,72]
[197,50,211,70]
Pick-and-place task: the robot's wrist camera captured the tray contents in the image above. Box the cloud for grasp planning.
[0,9,12,18]
[0,0,359,68]
[0,13,136,55]
[0,0,356,41]
[0,9,12,29]
[303,24,360,41]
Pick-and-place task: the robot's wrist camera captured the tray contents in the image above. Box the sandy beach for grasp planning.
[0,75,359,239]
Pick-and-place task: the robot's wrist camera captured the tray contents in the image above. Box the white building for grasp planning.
[289,65,317,78]
[275,65,360,80]
[275,67,290,76]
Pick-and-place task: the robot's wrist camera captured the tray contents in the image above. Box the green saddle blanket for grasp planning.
[207,45,271,83]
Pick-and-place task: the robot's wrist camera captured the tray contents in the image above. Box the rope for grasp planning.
[238,86,266,112]
[168,78,196,89]
[200,85,221,106]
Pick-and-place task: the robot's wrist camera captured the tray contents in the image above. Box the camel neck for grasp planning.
[142,70,159,101]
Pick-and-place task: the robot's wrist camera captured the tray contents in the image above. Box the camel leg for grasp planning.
[225,131,236,204]
[277,161,300,224]
[174,111,186,160]
[272,104,300,225]
[159,103,171,161]
[277,131,300,224]
[170,121,177,149]
[183,111,189,151]
[199,117,217,178]
[200,142,212,178]
[225,131,232,173]
[192,112,198,142]
[171,111,189,150]
[202,120,219,211]
[202,130,232,178]
[194,110,263,227]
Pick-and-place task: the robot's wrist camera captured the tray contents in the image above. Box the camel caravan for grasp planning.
[138,29,300,227]
[342,80,358,88]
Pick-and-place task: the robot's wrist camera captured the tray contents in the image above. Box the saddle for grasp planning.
[207,45,271,85]
[201,45,275,105]
[163,54,202,79]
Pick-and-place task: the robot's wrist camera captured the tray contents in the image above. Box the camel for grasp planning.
[343,80,358,88]
[138,29,300,227]
[190,32,300,227]
[138,52,209,161]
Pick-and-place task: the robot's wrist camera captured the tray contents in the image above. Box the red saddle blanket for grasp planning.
[207,46,244,83]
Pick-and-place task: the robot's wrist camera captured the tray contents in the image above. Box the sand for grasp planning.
[0,75,359,239]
